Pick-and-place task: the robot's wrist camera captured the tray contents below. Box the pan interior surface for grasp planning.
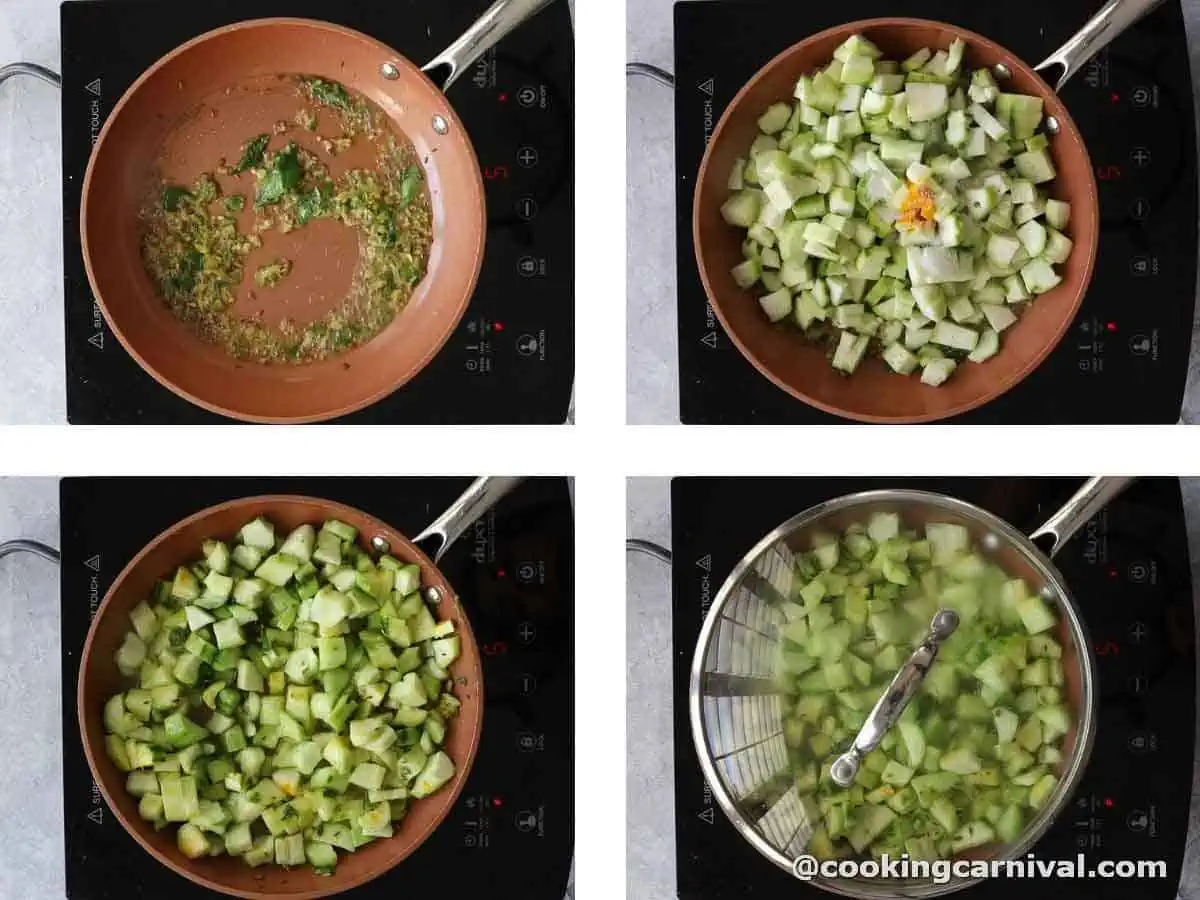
[78,496,485,899]
[82,19,486,422]
[694,19,1099,423]
[690,491,1096,898]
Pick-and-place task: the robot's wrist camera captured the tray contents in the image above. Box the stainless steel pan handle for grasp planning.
[1035,0,1165,91]
[413,476,524,563]
[1028,476,1137,557]
[422,0,558,91]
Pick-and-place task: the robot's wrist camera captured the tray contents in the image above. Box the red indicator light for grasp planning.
[494,321,505,332]
[1111,92,1121,104]
[1104,798,1114,808]
[1106,322,1118,332]
[492,797,503,808]
[1108,568,1119,578]
[499,93,509,102]
[497,569,507,577]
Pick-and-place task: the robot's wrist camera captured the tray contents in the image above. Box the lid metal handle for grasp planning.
[830,610,959,787]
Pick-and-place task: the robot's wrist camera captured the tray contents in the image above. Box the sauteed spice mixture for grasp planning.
[140,76,433,364]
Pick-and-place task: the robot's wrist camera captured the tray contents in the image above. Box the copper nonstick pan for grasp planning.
[69,0,553,423]
[693,0,1162,423]
[6,477,519,899]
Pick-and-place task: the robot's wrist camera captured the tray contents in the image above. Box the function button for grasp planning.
[1127,730,1158,754]
[1128,332,1158,360]
[517,333,541,357]
[517,256,546,278]
[516,85,540,108]
[516,731,545,753]
[516,196,539,220]
[1131,85,1156,109]
[1129,255,1158,278]
[1126,806,1158,836]
[517,146,540,168]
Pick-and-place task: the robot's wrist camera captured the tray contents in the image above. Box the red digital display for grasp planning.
[1094,640,1120,657]
[482,641,510,656]
[1097,164,1122,181]
[482,165,510,181]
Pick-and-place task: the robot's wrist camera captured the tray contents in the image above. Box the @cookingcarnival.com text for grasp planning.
[792,853,1167,883]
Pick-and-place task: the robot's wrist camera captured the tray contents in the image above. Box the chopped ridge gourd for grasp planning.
[778,512,1072,863]
[725,34,1073,386]
[102,516,463,876]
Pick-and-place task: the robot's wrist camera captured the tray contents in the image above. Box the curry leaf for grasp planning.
[305,77,351,110]
[297,179,334,226]
[162,185,190,212]
[233,133,271,174]
[254,144,303,208]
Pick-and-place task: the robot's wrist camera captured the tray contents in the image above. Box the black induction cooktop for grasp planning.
[674,0,1197,423]
[60,0,573,424]
[671,477,1194,899]
[60,476,573,898]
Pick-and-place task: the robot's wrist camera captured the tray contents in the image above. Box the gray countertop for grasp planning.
[626,477,1200,900]
[626,0,1200,424]
[0,478,65,898]
[0,3,67,424]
